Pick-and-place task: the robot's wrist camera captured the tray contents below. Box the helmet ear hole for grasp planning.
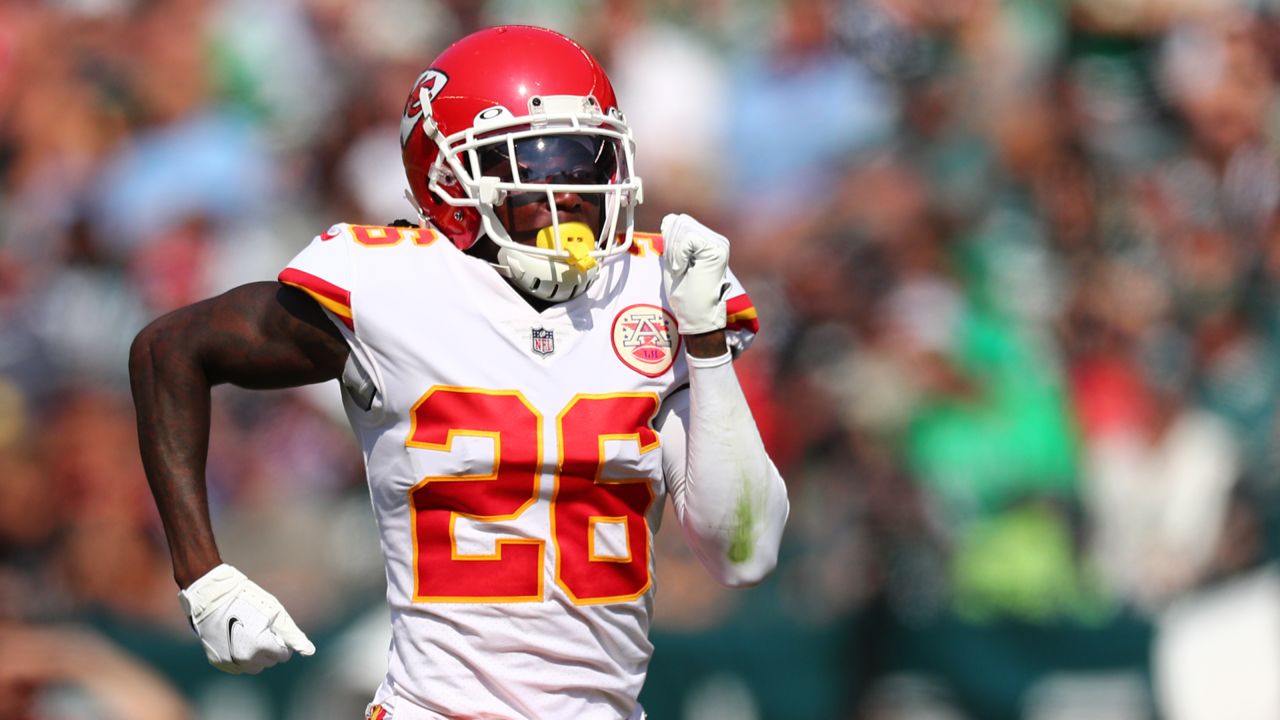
[432,166,458,188]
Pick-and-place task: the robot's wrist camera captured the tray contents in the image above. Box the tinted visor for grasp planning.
[478,134,619,186]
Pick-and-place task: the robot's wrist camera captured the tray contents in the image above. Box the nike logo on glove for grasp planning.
[180,564,315,673]
[227,616,241,664]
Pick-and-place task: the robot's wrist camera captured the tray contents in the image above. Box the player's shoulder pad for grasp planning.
[626,231,665,258]
[319,222,442,248]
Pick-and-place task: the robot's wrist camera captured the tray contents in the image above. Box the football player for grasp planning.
[129,25,789,720]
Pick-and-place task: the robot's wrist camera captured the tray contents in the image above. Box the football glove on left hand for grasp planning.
[660,213,732,336]
[178,563,315,675]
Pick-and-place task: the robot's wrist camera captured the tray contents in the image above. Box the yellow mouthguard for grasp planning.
[535,222,597,272]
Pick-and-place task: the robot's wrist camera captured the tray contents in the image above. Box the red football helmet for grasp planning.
[400,26,643,302]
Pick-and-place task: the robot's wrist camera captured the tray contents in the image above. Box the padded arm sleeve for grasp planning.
[657,352,789,587]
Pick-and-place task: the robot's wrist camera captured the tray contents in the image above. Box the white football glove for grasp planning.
[177,564,315,675]
[660,213,732,335]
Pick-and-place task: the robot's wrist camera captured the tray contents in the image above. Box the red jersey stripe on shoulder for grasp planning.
[627,232,665,256]
[727,294,755,315]
[278,267,354,330]
[725,293,760,334]
[279,268,350,307]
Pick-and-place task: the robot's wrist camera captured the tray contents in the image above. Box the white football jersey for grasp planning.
[280,224,759,720]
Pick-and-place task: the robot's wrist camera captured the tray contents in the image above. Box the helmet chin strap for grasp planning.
[472,202,602,303]
[403,188,428,225]
[460,225,591,304]
[494,242,598,303]
[409,186,605,304]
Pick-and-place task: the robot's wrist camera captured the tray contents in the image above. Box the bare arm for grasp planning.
[683,329,727,359]
[128,282,349,588]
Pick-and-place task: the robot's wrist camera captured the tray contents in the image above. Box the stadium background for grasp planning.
[2,0,1280,718]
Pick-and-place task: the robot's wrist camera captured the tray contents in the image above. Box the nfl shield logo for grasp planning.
[531,327,555,357]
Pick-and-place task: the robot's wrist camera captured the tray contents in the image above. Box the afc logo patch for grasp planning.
[531,327,555,357]
[611,304,680,377]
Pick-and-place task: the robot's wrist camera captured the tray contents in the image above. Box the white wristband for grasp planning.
[686,351,732,369]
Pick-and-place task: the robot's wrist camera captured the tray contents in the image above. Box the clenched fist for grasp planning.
[660,213,732,335]
[178,564,315,674]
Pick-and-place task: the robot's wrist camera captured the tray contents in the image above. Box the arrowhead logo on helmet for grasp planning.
[401,70,449,145]
[418,70,448,103]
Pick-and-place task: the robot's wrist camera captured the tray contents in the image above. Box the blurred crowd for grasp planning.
[3,0,1280,718]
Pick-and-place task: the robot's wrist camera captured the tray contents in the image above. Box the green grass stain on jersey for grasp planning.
[727,492,756,564]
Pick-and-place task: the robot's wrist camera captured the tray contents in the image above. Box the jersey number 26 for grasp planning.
[407,387,659,605]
